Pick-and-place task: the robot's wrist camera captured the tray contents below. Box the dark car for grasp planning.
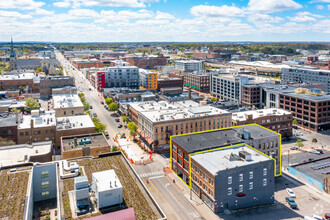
[115,119,120,122]
[89,88,92,91]
[308,158,314,162]
[90,105,93,109]
[315,149,323,154]
[285,197,297,209]
[118,124,123,128]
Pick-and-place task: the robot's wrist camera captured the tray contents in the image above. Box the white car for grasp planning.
[312,215,323,220]
[286,188,296,198]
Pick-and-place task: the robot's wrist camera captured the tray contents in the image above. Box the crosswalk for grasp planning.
[139,171,163,178]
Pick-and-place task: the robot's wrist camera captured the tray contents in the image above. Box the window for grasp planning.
[41,171,49,178]
[263,178,267,186]
[239,185,243,192]
[239,174,243,182]
[178,149,182,157]
[228,187,232,195]
[42,181,49,188]
[183,163,188,171]
[209,178,213,186]
[249,171,253,179]
[172,145,177,152]
[203,183,207,191]
[249,182,253,190]
[228,176,232,184]
[209,188,213,196]
[203,173,207,181]
[20,132,24,136]
[41,191,49,198]
[263,168,267,176]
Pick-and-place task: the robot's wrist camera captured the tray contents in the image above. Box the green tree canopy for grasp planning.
[296,139,304,148]
[10,107,21,113]
[25,98,39,112]
[18,86,25,91]
[105,98,113,105]
[121,115,127,123]
[95,122,106,134]
[127,122,138,137]
[83,102,90,111]
[78,93,85,98]
[36,67,42,73]
[108,102,118,111]
[292,119,298,125]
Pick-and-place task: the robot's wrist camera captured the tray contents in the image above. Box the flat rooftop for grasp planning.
[172,124,278,153]
[61,133,108,151]
[0,112,19,127]
[56,115,95,130]
[292,156,330,183]
[175,60,202,63]
[93,169,122,192]
[158,77,182,81]
[191,144,272,176]
[0,142,52,166]
[18,110,56,129]
[0,167,31,220]
[0,73,36,80]
[53,93,83,109]
[232,108,292,121]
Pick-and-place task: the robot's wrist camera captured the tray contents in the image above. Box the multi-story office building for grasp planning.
[241,84,262,108]
[128,100,232,151]
[211,73,249,103]
[262,84,330,131]
[139,69,158,90]
[232,108,293,137]
[171,124,281,184]
[52,94,84,117]
[40,76,75,98]
[190,144,274,213]
[91,66,139,90]
[183,73,210,93]
[126,55,166,69]
[174,60,204,72]
[157,77,183,91]
[282,67,330,93]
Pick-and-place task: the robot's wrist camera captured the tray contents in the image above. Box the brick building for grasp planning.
[72,59,104,69]
[157,77,183,91]
[232,108,293,137]
[52,94,84,117]
[0,112,20,144]
[0,72,40,93]
[242,84,262,108]
[126,55,166,69]
[183,73,210,93]
[40,76,75,98]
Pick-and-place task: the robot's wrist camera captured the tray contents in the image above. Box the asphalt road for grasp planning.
[55,50,203,220]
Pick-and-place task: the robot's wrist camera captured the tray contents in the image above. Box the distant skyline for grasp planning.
[0,0,330,42]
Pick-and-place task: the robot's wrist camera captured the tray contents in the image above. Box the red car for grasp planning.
[100,101,104,104]
[325,213,330,219]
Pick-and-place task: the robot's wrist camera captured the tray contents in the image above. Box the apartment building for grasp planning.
[241,84,262,108]
[211,73,249,103]
[40,76,75,98]
[157,77,183,91]
[282,67,330,93]
[0,112,20,143]
[190,144,274,213]
[128,100,232,151]
[139,69,158,90]
[91,66,139,90]
[17,110,56,144]
[126,55,166,69]
[55,115,96,149]
[52,94,84,117]
[183,73,210,93]
[174,60,204,72]
[171,124,281,184]
[232,108,293,137]
[0,72,40,93]
[262,84,330,132]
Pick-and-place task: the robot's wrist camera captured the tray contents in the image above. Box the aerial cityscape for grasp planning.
[0,0,330,220]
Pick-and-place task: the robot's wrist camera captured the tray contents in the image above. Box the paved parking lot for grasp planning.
[219,175,330,220]
[283,149,330,168]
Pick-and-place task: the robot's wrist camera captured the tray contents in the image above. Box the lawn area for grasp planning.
[62,155,157,220]
[0,168,31,220]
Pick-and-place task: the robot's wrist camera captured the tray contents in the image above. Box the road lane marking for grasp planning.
[149,175,165,180]
[149,179,176,212]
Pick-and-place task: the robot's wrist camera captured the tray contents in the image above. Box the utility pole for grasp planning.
[288,150,290,167]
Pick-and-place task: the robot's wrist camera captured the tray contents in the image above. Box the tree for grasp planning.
[25,98,39,112]
[95,122,106,134]
[127,122,138,137]
[296,139,304,148]
[108,102,118,111]
[83,102,90,111]
[18,86,25,92]
[105,98,113,105]
[36,67,42,73]
[80,96,86,103]
[292,119,298,126]
[210,97,217,103]
[78,93,85,98]
[112,146,120,152]
[10,107,21,113]
[122,115,127,123]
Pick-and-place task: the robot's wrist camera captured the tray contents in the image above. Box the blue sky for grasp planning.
[0,0,330,42]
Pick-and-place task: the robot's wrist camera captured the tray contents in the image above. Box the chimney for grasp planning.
[30,119,34,129]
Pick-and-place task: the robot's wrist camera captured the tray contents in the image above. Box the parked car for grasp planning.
[312,215,323,220]
[309,149,321,155]
[315,149,323,154]
[90,105,93,109]
[325,213,330,219]
[285,197,297,209]
[308,158,314,162]
[286,188,296,198]
[115,119,120,122]
[93,113,97,117]
[104,131,109,138]
[118,124,123,128]
[100,101,104,104]
[290,146,299,150]
[89,88,92,91]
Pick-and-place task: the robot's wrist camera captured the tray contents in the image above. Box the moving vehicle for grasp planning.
[315,149,323,154]
[100,101,104,104]
[286,188,296,198]
[285,197,297,209]
[89,88,92,91]
[104,131,109,139]
[309,149,321,155]
[115,119,120,122]
[290,146,298,150]
[312,215,323,220]
[118,124,123,128]
[308,158,314,162]
[90,105,93,109]
[325,213,330,219]
[93,113,97,117]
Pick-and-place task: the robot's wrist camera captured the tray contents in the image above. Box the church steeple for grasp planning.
[10,37,16,58]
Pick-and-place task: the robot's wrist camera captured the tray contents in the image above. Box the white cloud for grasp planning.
[248,0,302,13]
[296,11,324,18]
[190,5,244,17]
[248,14,283,23]
[328,5,330,9]
[68,9,100,19]
[0,0,44,10]
[0,10,32,19]
[53,1,70,8]
[155,11,175,20]
[288,11,324,22]
[311,19,330,33]
[34,8,54,15]
[72,0,151,8]
[316,5,325,10]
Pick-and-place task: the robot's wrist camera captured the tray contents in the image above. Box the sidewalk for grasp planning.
[165,168,222,220]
